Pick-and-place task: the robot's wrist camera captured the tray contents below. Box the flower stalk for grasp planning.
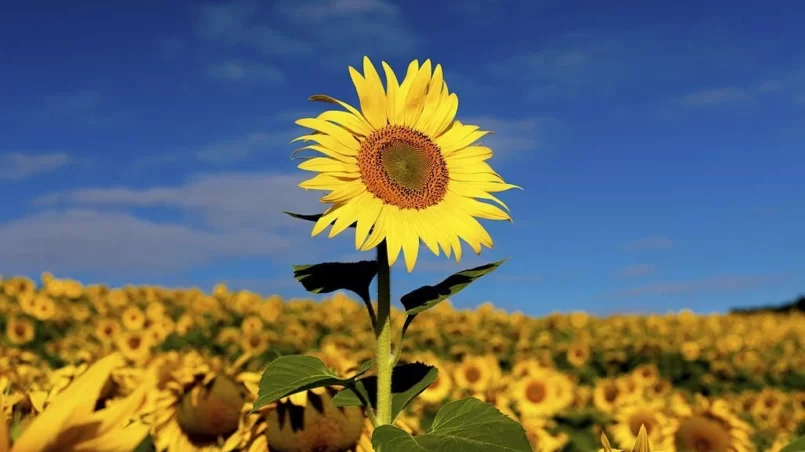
[374,241,393,426]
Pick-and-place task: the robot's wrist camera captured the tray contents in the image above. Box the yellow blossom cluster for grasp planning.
[1,274,804,451]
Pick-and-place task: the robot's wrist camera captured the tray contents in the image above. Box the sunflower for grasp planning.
[121,306,147,331]
[95,318,122,344]
[594,378,624,414]
[453,355,496,394]
[151,352,251,451]
[293,56,518,272]
[5,316,35,345]
[512,367,574,418]
[116,330,153,365]
[241,315,264,335]
[30,295,57,321]
[566,339,591,368]
[521,417,568,452]
[601,424,665,452]
[609,401,676,451]
[266,386,364,452]
[672,397,754,452]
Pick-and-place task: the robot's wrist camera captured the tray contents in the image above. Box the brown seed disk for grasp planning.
[357,125,449,210]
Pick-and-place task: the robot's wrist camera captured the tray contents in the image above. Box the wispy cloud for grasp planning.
[460,116,558,157]
[0,152,71,181]
[0,209,293,277]
[196,0,417,68]
[205,61,285,83]
[614,263,656,278]
[39,90,127,125]
[680,87,751,106]
[195,131,296,163]
[604,273,792,300]
[622,236,673,252]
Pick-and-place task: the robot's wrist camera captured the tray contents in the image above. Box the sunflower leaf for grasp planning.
[292,261,377,307]
[253,355,352,410]
[283,211,357,228]
[400,260,505,315]
[331,362,437,421]
[371,397,532,452]
[779,436,805,452]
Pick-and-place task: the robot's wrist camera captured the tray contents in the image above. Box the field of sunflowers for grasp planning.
[1,273,805,451]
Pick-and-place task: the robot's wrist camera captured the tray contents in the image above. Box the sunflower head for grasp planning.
[294,57,519,272]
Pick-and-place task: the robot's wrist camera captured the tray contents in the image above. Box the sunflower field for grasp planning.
[1,273,804,452]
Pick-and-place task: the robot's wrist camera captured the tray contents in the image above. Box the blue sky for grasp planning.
[1,0,803,316]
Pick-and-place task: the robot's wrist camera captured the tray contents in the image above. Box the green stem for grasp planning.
[375,241,393,426]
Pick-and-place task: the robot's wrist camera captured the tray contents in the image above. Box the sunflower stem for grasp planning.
[375,241,393,426]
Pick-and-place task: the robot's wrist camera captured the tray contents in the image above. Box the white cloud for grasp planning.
[34,172,321,232]
[0,152,71,181]
[622,236,673,252]
[605,273,791,300]
[680,88,751,106]
[0,209,294,276]
[460,116,557,157]
[206,61,285,83]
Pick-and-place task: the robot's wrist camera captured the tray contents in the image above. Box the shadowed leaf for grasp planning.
[401,260,505,315]
[780,436,805,452]
[284,211,356,228]
[372,398,532,452]
[254,355,352,410]
[332,362,437,421]
[293,261,377,306]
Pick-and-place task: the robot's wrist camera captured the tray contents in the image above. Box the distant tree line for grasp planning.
[730,294,805,314]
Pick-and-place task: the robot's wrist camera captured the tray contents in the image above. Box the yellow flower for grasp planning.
[5,316,35,345]
[566,339,591,367]
[601,424,666,452]
[512,368,574,418]
[672,398,754,452]
[294,56,519,272]
[610,401,676,451]
[6,353,151,452]
[241,315,264,335]
[121,306,147,331]
[30,296,57,321]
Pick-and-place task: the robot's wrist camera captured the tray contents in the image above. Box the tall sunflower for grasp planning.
[294,57,519,271]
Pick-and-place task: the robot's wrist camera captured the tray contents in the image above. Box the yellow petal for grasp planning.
[409,210,440,257]
[295,118,360,151]
[329,191,372,238]
[311,206,341,236]
[292,144,356,164]
[355,196,383,249]
[399,214,420,272]
[291,133,358,157]
[297,157,359,173]
[440,129,490,156]
[0,397,9,452]
[445,145,494,162]
[384,206,403,267]
[601,432,614,452]
[448,183,510,211]
[73,423,150,452]
[349,60,385,130]
[361,56,388,128]
[308,94,373,131]
[361,204,389,251]
[422,89,458,137]
[433,123,478,151]
[450,171,505,183]
[414,64,444,132]
[320,180,366,204]
[403,59,432,127]
[317,110,373,137]
[447,160,498,174]
[395,60,419,120]
[381,61,401,125]
[631,425,650,452]
[458,197,511,221]
[299,173,357,191]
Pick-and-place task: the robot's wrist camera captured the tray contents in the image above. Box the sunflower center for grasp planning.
[676,416,731,452]
[628,410,656,436]
[604,384,619,402]
[357,125,449,210]
[464,366,482,384]
[14,323,27,337]
[177,376,244,444]
[525,381,547,403]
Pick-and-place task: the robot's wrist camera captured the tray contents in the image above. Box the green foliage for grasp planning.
[253,355,373,410]
[401,260,505,315]
[779,435,805,452]
[371,398,532,452]
[332,362,438,422]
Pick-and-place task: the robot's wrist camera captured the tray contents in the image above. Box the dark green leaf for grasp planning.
[293,261,377,305]
[372,398,532,452]
[401,260,505,314]
[780,436,805,452]
[284,211,356,228]
[254,355,351,410]
[353,359,376,378]
[332,362,437,421]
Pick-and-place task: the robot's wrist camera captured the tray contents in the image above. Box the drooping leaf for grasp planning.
[371,397,532,452]
[780,436,805,452]
[254,355,351,410]
[353,359,376,378]
[292,261,377,306]
[400,260,505,315]
[332,362,437,421]
[284,211,356,228]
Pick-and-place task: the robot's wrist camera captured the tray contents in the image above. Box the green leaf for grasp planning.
[332,362,438,421]
[284,211,356,228]
[254,355,351,410]
[293,261,377,304]
[401,260,505,315]
[780,436,805,452]
[353,359,376,378]
[371,397,532,452]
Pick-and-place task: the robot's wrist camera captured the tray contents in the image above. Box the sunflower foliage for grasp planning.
[254,56,532,451]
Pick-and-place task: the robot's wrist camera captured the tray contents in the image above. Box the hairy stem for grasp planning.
[375,241,393,425]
